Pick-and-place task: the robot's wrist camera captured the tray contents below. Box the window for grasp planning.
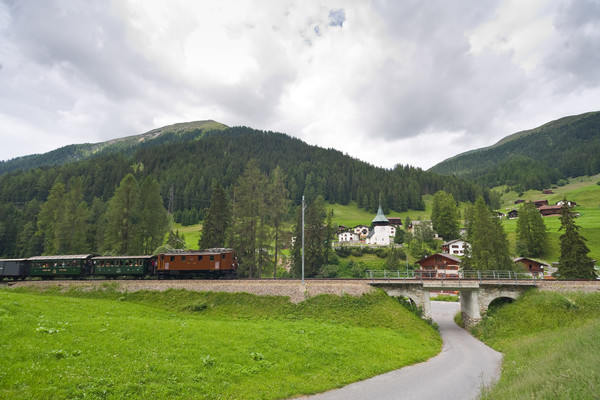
[181,256,186,261]
[198,255,203,261]
[210,255,214,261]
[222,254,226,259]
[170,256,175,262]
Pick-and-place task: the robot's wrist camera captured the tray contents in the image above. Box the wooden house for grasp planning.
[507,209,518,219]
[441,239,470,256]
[533,199,549,208]
[538,205,563,217]
[514,257,547,277]
[416,253,461,278]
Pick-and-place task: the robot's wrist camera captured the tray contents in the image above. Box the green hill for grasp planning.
[429,111,600,191]
[0,120,227,175]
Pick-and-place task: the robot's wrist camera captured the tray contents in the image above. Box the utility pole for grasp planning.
[302,195,305,285]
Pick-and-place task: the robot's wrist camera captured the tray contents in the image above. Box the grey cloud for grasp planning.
[329,9,345,27]
[546,0,600,90]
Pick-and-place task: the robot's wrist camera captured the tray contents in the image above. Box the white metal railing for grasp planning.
[365,269,542,283]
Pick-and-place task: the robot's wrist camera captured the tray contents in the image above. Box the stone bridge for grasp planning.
[371,280,538,328]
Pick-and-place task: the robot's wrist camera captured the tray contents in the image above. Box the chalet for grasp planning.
[507,209,518,219]
[514,257,548,277]
[338,231,360,243]
[441,239,470,256]
[387,217,403,227]
[416,253,461,278]
[514,199,525,205]
[365,206,396,246]
[337,225,348,234]
[538,205,563,217]
[353,225,370,237]
[533,199,549,208]
[494,211,505,218]
[543,189,554,194]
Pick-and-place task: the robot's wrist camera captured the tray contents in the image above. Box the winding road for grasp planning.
[302,301,502,400]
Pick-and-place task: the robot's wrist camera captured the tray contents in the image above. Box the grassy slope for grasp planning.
[472,290,600,399]
[0,287,441,400]
[499,174,600,263]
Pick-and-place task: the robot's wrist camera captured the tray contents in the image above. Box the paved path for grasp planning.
[301,301,502,400]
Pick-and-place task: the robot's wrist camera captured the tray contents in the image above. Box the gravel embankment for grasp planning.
[6,279,375,303]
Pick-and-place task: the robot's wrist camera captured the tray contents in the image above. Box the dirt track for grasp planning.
[6,279,375,303]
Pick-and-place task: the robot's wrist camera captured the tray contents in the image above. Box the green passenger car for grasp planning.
[91,255,156,278]
[28,255,94,280]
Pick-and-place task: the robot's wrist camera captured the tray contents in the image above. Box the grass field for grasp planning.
[0,286,441,399]
[472,290,600,399]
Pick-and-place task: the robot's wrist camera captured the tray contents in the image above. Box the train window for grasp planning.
[210,255,214,261]
[170,256,175,262]
[198,255,203,261]
[181,256,186,261]
[222,254,226,259]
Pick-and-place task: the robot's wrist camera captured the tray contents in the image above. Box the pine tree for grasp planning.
[515,201,548,257]
[137,176,169,254]
[431,191,460,241]
[36,181,66,254]
[558,199,595,279]
[199,183,231,249]
[291,196,329,277]
[231,160,267,278]
[268,166,290,278]
[103,174,140,255]
[463,196,514,271]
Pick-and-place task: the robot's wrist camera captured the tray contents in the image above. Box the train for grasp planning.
[0,248,239,281]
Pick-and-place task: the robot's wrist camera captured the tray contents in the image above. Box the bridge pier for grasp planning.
[371,281,535,329]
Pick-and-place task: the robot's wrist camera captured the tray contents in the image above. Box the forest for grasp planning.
[0,126,490,259]
[429,111,600,192]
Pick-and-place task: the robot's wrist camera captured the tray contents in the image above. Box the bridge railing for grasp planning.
[365,269,542,283]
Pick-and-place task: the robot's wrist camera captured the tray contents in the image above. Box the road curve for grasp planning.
[300,301,502,400]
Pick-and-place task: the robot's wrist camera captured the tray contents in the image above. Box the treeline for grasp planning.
[430,111,600,191]
[0,126,489,258]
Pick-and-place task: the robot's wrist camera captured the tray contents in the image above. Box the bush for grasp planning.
[317,264,339,278]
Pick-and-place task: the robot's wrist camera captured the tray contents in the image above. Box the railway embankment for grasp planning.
[7,279,376,303]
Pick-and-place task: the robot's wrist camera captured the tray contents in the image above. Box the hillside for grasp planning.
[429,111,600,191]
[0,123,488,258]
[0,120,227,175]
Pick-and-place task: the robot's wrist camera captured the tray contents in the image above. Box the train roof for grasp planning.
[0,258,28,262]
[27,254,94,261]
[92,255,155,260]
[159,248,235,256]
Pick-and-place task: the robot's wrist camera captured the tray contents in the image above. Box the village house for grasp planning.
[533,199,549,208]
[365,206,396,246]
[507,209,518,219]
[538,205,563,217]
[556,200,577,207]
[353,225,370,237]
[338,231,360,243]
[514,257,548,277]
[416,253,461,278]
[441,239,470,256]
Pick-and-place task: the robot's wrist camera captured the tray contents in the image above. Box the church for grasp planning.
[365,205,397,246]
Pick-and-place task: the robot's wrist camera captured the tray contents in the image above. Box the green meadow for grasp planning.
[0,286,440,400]
[472,290,600,399]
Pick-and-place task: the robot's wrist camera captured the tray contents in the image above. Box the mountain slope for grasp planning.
[0,120,227,175]
[429,111,600,190]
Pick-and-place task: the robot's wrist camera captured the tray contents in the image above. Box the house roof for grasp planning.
[513,257,549,267]
[417,253,461,264]
[441,239,465,247]
[371,205,389,224]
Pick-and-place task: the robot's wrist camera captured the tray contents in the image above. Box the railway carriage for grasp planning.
[0,259,29,281]
[91,255,156,278]
[27,254,94,280]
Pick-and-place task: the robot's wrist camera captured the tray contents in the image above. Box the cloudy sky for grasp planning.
[1,0,599,169]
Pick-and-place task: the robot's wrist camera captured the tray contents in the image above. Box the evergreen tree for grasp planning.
[199,183,231,249]
[463,196,514,271]
[431,191,460,241]
[231,160,267,278]
[103,174,140,255]
[137,176,169,254]
[394,227,405,244]
[268,166,290,278]
[558,199,595,279]
[36,181,66,254]
[515,201,548,257]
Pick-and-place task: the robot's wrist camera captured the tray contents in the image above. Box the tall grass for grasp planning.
[0,287,441,399]
[472,290,600,399]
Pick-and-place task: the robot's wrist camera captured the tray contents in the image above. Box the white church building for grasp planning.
[365,206,396,246]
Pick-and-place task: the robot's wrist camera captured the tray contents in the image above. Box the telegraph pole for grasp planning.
[302,195,305,285]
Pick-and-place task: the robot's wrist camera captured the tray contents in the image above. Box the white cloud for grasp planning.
[0,0,599,169]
